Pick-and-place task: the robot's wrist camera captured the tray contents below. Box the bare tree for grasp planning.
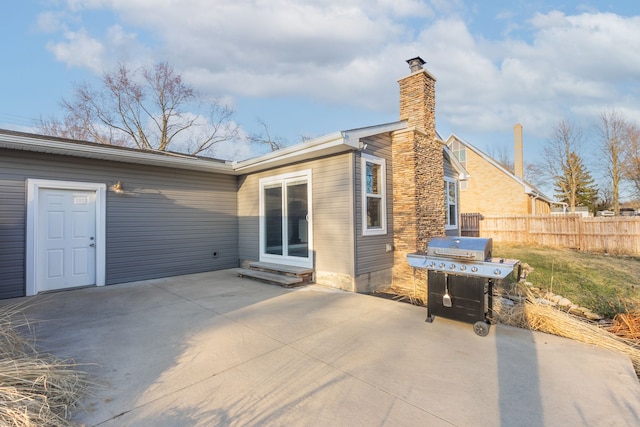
[487,143,514,173]
[597,111,628,215]
[39,61,237,156]
[542,120,594,212]
[39,114,94,143]
[624,122,640,197]
[248,118,286,152]
[524,162,547,190]
[595,184,614,212]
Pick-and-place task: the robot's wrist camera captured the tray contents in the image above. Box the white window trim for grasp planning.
[26,179,107,296]
[444,177,458,230]
[361,153,387,236]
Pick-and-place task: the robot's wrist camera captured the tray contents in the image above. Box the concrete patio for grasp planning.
[4,269,640,426]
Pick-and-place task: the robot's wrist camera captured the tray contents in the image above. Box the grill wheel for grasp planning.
[473,321,490,337]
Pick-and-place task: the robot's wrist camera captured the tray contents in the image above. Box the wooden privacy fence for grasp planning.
[461,213,483,237]
[477,215,640,255]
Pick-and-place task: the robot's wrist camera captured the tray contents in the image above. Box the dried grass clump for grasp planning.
[0,303,89,427]
[381,271,428,306]
[608,312,640,340]
[496,286,640,377]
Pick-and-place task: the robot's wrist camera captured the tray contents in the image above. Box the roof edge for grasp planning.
[0,129,234,174]
[232,121,407,174]
[444,133,554,202]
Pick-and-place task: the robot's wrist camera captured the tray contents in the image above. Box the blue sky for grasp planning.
[1,1,639,196]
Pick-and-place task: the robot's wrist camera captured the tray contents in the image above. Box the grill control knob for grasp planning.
[450,264,456,270]
[459,265,466,271]
[439,263,446,269]
[471,266,478,273]
[429,262,436,268]
[494,269,502,276]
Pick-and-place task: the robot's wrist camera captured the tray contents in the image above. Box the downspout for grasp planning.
[530,193,539,214]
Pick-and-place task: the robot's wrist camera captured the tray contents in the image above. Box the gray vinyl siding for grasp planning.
[444,154,460,236]
[0,149,238,298]
[238,153,354,276]
[237,173,259,263]
[355,134,394,275]
[0,176,25,299]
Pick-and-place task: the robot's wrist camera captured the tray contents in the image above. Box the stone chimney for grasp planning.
[391,57,445,288]
[399,57,436,131]
[514,124,524,178]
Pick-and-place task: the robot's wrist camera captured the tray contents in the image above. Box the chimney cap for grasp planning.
[406,56,426,72]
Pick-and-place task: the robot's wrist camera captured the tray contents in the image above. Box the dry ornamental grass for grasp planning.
[608,311,640,341]
[495,285,640,378]
[388,273,640,379]
[0,303,89,427]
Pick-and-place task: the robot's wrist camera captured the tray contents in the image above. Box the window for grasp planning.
[448,139,467,169]
[445,177,458,229]
[362,154,386,235]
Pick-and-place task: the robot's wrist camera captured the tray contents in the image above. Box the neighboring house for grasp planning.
[445,124,554,216]
[0,57,461,299]
[551,206,590,217]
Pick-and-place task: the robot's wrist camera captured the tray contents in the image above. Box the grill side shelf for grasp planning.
[406,253,518,279]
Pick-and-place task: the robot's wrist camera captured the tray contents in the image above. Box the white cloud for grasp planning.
[46,28,105,72]
[36,11,70,33]
[41,1,640,148]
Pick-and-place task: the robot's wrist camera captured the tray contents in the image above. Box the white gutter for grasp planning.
[1,121,407,176]
[0,132,235,174]
[232,121,407,174]
[232,131,348,173]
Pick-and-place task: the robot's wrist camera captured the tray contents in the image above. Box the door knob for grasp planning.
[89,243,95,247]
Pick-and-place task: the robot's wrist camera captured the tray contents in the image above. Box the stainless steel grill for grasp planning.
[407,236,520,336]
[407,236,518,280]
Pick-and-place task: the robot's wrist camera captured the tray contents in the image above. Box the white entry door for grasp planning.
[37,188,97,292]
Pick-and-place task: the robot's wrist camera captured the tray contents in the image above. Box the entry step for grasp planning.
[237,268,304,288]
[248,262,313,275]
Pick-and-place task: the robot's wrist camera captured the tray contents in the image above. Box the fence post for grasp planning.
[578,216,584,251]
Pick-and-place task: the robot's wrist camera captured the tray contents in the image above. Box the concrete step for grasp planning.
[237,268,305,288]
[248,262,313,276]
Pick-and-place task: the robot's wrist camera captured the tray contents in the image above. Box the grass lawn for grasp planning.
[493,243,640,319]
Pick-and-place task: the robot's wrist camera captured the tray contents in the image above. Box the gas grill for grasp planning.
[407,237,520,336]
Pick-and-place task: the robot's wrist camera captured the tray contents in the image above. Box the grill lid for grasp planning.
[426,237,492,261]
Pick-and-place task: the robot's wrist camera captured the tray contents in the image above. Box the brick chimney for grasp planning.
[391,57,445,288]
[514,124,524,178]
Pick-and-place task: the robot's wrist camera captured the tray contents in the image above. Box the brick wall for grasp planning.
[392,66,445,288]
[460,146,530,214]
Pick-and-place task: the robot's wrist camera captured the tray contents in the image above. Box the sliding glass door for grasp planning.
[260,171,312,268]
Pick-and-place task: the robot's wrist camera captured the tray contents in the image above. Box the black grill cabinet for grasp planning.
[426,271,493,335]
[407,237,519,336]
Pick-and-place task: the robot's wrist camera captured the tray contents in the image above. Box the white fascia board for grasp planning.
[232,132,348,174]
[232,121,406,174]
[0,132,235,174]
[342,121,407,143]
